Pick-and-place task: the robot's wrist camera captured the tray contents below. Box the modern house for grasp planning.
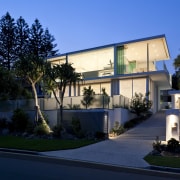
[47,34,171,113]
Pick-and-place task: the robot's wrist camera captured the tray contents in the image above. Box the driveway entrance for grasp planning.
[41,111,167,168]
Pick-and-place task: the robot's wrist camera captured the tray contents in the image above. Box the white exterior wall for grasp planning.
[108,108,137,132]
[172,94,180,109]
[150,78,156,113]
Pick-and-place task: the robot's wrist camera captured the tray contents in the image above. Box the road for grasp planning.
[0,152,179,180]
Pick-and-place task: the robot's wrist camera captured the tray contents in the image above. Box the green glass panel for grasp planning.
[129,61,136,73]
[117,46,125,74]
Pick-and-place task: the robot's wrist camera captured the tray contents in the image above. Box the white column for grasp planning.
[111,79,119,96]
[146,43,149,100]
[166,109,179,141]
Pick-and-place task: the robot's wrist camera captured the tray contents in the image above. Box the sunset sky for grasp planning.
[0,0,180,74]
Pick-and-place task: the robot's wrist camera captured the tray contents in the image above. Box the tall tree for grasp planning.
[14,18,58,129]
[29,19,58,59]
[0,65,22,100]
[173,54,180,90]
[15,16,29,57]
[45,62,82,125]
[0,12,16,70]
[173,54,180,70]
[172,72,180,90]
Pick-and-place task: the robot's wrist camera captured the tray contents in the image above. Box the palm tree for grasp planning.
[44,62,82,125]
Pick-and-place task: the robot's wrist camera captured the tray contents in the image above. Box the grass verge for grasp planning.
[0,135,98,152]
[144,155,180,168]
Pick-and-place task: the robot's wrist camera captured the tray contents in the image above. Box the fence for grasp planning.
[0,95,133,133]
[0,94,130,112]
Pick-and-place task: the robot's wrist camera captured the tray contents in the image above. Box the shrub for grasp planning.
[110,121,125,136]
[95,131,106,139]
[67,104,81,109]
[11,108,29,132]
[152,136,162,152]
[123,119,137,129]
[71,117,84,138]
[52,125,63,138]
[0,118,7,129]
[167,138,180,153]
[130,92,152,116]
[26,121,35,134]
[34,123,51,136]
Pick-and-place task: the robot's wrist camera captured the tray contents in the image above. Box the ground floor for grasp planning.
[51,71,171,113]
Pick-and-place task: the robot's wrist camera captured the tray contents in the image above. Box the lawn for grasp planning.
[0,135,98,152]
[144,155,180,168]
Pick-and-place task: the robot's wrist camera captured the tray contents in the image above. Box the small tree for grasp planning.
[130,92,152,116]
[81,86,95,109]
[101,88,110,108]
[44,62,82,125]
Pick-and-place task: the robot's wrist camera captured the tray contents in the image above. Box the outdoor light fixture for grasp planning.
[166,109,179,141]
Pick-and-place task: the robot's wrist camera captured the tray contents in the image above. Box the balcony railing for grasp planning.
[0,95,130,112]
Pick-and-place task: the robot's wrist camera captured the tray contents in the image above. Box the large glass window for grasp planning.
[133,78,146,95]
[79,83,110,96]
[120,79,132,98]
[68,47,114,78]
[120,78,146,98]
[116,39,162,75]
[117,46,125,74]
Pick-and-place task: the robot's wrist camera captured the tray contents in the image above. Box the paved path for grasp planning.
[41,110,167,168]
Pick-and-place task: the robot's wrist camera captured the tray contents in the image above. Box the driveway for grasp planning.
[41,110,167,168]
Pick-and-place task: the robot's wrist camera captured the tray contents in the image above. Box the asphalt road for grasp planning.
[0,152,179,180]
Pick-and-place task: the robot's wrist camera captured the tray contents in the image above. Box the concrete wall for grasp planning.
[108,108,136,132]
[0,108,136,134]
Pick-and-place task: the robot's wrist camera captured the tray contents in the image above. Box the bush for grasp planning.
[130,92,152,116]
[151,137,180,155]
[110,121,125,136]
[152,136,162,152]
[34,123,51,136]
[71,117,84,138]
[67,104,81,109]
[123,115,150,129]
[123,119,137,129]
[95,131,106,139]
[167,138,180,153]
[11,108,29,132]
[52,125,63,138]
[0,118,7,129]
[26,121,35,134]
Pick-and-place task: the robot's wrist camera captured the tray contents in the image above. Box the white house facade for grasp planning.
[48,34,171,113]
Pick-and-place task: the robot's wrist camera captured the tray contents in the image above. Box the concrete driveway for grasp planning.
[41,110,167,168]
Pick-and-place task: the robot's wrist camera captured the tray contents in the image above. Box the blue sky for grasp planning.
[0,0,179,74]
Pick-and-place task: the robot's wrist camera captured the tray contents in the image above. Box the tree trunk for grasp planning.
[59,104,63,126]
[31,81,51,132]
[58,90,63,125]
